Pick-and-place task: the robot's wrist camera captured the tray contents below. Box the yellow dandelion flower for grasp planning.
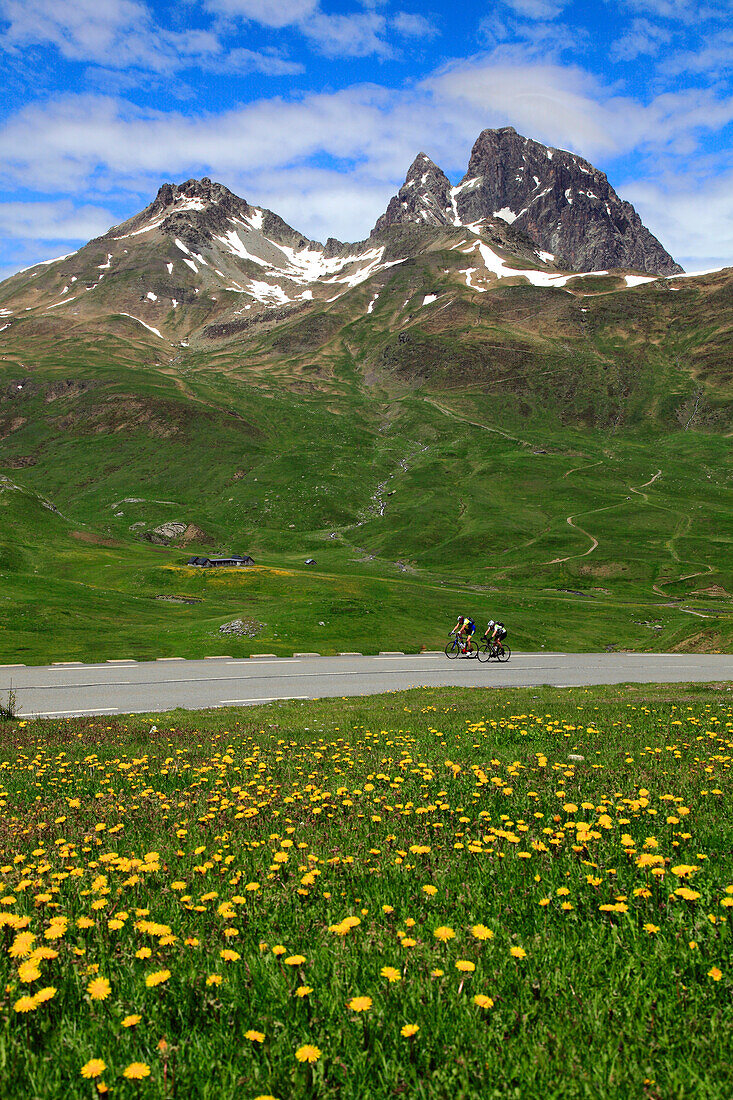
[295,986,312,997]
[470,924,493,941]
[13,995,37,1013]
[509,947,527,959]
[87,977,111,1001]
[433,926,455,943]
[271,945,286,956]
[284,955,306,966]
[474,994,494,1009]
[708,967,722,981]
[123,1063,151,1080]
[76,917,95,929]
[185,937,199,947]
[220,949,241,962]
[18,962,41,984]
[422,885,437,896]
[135,948,152,960]
[382,905,394,913]
[80,1059,106,1079]
[145,969,170,987]
[643,923,660,934]
[33,987,56,1005]
[121,1014,142,1027]
[347,996,372,1012]
[381,966,401,983]
[431,968,444,977]
[455,960,475,972]
[206,974,223,986]
[295,1044,321,1063]
[245,1029,265,1042]
[8,932,35,958]
[401,1024,419,1037]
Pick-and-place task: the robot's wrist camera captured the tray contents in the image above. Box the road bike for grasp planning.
[477,639,511,662]
[445,632,477,659]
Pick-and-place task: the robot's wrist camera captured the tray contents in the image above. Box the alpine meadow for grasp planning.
[1,2,733,1094]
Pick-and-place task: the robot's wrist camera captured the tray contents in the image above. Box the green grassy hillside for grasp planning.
[1,260,731,663]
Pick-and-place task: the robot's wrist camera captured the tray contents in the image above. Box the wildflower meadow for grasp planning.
[0,683,730,1099]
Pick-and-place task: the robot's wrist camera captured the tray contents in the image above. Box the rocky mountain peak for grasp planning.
[371,152,453,236]
[372,127,682,275]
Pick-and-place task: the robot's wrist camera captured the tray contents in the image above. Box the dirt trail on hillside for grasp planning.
[424,397,534,448]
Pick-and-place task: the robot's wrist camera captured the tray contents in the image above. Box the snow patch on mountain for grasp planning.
[118,313,165,339]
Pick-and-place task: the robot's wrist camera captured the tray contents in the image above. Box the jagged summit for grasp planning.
[371,153,452,235]
[373,127,682,275]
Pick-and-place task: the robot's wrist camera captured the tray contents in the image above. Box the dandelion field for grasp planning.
[0,684,731,1100]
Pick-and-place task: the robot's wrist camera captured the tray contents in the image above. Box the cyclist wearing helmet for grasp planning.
[451,614,476,654]
[484,620,508,648]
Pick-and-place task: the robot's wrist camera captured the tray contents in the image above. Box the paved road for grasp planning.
[1,652,732,719]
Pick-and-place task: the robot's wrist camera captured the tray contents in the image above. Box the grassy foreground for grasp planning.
[0,683,730,1099]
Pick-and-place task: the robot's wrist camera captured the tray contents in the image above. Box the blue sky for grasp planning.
[1,0,732,277]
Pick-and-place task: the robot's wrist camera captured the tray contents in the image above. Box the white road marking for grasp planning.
[219,696,309,705]
[36,708,120,717]
[374,655,443,660]
[226,659,300,666]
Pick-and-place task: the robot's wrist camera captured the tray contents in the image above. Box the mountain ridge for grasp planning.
[373,127,682,276]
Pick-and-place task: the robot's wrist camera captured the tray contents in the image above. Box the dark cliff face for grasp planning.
[455,127,682,275]
[371,153,453,234]
[372,127,682,276]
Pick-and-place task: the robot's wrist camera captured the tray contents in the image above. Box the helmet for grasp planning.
[487,620,495,628]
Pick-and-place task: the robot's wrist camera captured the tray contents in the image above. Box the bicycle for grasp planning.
[445,632,477,659]
[477,639,511,662]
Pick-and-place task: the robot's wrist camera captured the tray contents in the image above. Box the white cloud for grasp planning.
[203,0,318,28]
[0,0,301,75]
[610,17,672,60]
[501,0,570,18]
[0,199,114,240]
[301,12,392,58]
[391,12,439,38]
[615,0,732,26]
[625,172,733,269]
[657,32,733,75]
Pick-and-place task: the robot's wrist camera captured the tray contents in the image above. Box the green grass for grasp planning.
[1,263,732,663]
[0,682,730,1098]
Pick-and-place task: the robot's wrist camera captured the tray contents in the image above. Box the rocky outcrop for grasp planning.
[372,127,682,275]
[372,153,453,234]
[455,128,681,275]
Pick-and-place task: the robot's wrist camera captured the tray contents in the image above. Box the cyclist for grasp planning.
[484,620,508,651]
[451,614,476,655]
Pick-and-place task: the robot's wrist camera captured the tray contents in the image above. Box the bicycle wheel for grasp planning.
[445,639,459,659]
[477,643,491,663]
[497,645,511,662]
